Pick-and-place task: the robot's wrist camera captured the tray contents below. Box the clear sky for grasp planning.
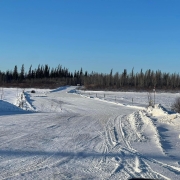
[0,0,180,74]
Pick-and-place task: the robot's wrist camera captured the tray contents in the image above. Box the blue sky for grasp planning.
[0,0,180,74]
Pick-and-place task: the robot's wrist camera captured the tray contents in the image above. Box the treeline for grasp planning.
[84,69,180,90]
[0,64,180,90]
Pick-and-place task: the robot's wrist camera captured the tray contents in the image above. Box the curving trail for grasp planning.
[0,87,180,179]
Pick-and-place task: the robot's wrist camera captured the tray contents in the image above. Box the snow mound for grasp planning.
[0,100,23,112]
[147,104,179,123]
[147,104,168,117]
[15,92,35,111]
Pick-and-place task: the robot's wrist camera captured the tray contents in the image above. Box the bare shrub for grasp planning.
[1,87,4,100]
[147,92,153,107]
[171,97,180,113]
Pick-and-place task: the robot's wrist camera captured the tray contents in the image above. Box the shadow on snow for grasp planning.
[0,100,35,116]
[24,92,36,110]
[0,149,180,163]
[50,86,69,93]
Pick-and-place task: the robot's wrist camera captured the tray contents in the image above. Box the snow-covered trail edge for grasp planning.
[0,87,180,179]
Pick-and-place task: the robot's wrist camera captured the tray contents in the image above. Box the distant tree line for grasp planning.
[0,64,180,90]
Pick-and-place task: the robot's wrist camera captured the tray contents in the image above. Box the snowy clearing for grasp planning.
[0,86,180,179]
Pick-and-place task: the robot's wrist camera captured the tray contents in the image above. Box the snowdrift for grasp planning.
[0,100,23,112]
[147,104,169,117]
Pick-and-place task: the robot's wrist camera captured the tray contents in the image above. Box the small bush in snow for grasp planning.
[31,90,36,93]
[171,97,180,113]
[147,92,153,107]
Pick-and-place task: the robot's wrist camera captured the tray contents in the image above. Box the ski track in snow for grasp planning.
[0,86,180,179]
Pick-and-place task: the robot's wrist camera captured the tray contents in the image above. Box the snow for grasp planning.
[0,86,180,179]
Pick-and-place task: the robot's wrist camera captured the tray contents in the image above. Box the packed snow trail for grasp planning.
[0,86,180,179]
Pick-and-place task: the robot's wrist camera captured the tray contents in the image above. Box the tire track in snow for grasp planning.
[1,156,73,180]
[104,115,171,180]
[3,87,180,179]
[122,110,180,179]
[142,155,180,177]
[0,114,79,179]
[119,115,132,150]
[1,137,73,180]
[109,116,141,179]
[98,115,137,179]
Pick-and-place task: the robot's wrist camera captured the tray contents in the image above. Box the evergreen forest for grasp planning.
[0,64,180,91]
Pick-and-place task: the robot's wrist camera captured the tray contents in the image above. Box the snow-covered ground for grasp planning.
[0,86,180,179]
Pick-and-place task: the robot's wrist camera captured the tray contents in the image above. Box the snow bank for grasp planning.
[147,104,168,117]
[15,92,35,111]
[0,100,23,112]
[1,86,180,179]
